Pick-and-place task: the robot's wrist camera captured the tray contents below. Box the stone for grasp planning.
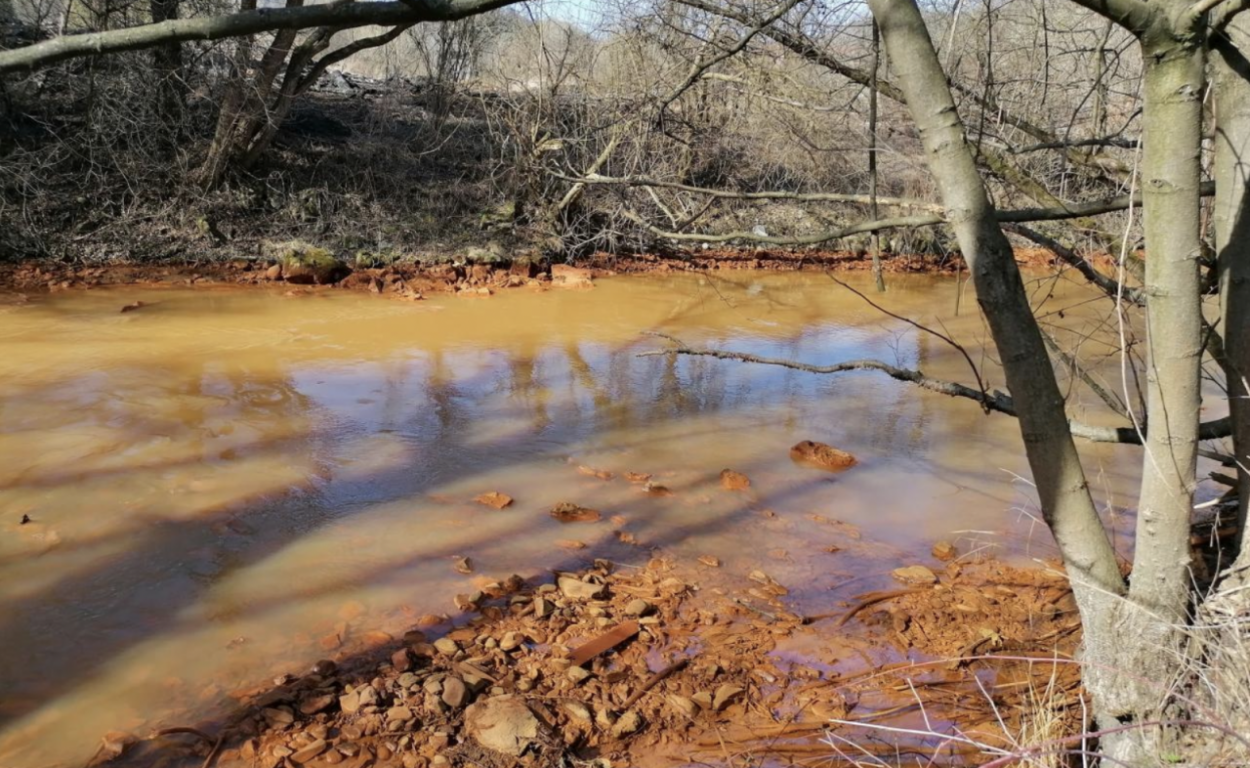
[262,707,294,726]
[556,539,587,550]
[387,706,415,723]
[697,555,721,568]
[264,241,351,285]
[291,739,327,763]
[892,565,939,585]
[566,666,591,685]
[712,684,745,712]
[463,695,540,757]
[441,677,469,709]
[550,502,601,523]
[533,597,554,618]
[562,701,592,722]
[719,469,751,490]
[550,264,594,289]
[500,632,522,652]
[611,710,643,738]
[299,693,334,715]
[624,599,653,617]
[453,556,473,575]
[558,575,606,600]
[789,440,858,471]
[669,695,700,718]
[392,648,412,672]
[474,492,513,510]
[691,691,713,710]
[265,264,283,281]
[932,541,958,561]
[434,637,460,656]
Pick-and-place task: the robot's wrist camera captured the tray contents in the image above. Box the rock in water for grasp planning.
[789,440,858,471]
[463,695,540,757]
[892,565,938,585]
[549,502,602,523]
[719,469,751,490]
[932,541,958,561]
[474,492,514,510]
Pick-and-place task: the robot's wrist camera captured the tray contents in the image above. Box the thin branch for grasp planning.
[656,0,804,116]
[826,272,990,408]
[641,336,1232,445]
[639,334,1018,415]
[1005,224,1143,304]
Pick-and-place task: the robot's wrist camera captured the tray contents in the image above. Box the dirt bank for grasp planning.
[0,246,1074,298]
[95,552,1082,768]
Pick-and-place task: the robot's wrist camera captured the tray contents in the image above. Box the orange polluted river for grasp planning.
[0,271,1145,767]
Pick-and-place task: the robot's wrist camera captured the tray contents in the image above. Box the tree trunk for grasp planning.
[1213,16,1250,573]
[865,1,1203,761]
[1131,32,1204,619]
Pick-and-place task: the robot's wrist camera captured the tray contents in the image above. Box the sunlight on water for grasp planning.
[0,272,1147,766]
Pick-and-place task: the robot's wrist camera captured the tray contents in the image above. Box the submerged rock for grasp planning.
[719,469,751,490]
[789,440,858,471]
[550,502,602,523]
[892,565,938,585]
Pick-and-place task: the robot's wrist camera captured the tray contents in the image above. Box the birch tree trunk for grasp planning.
[866,1,1205,761]
[1213,15,1250,573]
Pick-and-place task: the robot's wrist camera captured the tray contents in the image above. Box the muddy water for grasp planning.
[0,272,1144,767]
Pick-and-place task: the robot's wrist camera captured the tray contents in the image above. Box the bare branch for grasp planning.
[556,173,938,210]
[0,0,519,73]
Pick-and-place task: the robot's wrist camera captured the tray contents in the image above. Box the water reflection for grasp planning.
[0,273,1142,767]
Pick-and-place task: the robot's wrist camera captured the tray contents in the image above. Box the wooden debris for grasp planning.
[569,620,640,667]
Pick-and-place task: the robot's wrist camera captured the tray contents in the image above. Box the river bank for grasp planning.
[94,551,1082,768]
[0,246,1074,298]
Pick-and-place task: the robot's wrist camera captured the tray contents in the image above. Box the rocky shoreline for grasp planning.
[94,552,1083,768]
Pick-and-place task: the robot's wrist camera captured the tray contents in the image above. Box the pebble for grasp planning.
[386,706,414,723]
[669,695,700,717]
[442,676,469,709]
[892,565,939,585]
[566,666,591,685]
[500,632,522,652]
[298,694,334,715]
[391,648,412,672]
[558,576,606,600]
[262,707,294,726]
[290,739,327,763]
[932,541,958,561]
[624,599,653,617]
[433,637,459,656]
